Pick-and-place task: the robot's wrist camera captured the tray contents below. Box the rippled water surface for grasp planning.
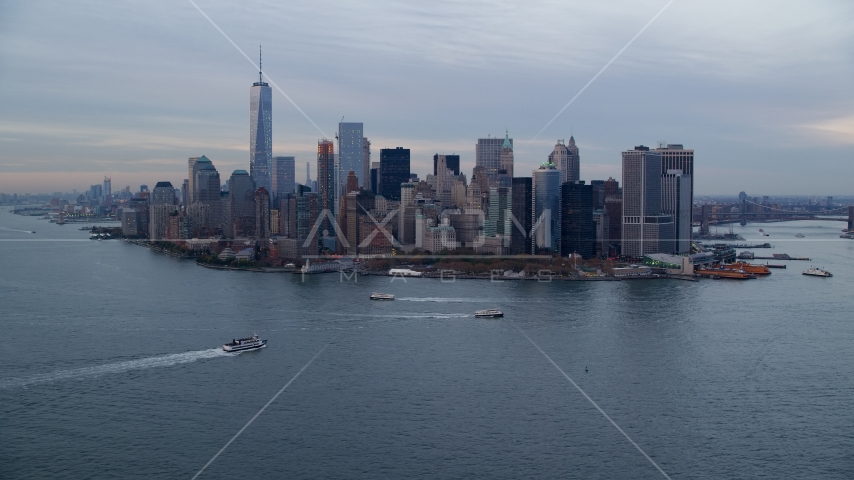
[2,208,853,479]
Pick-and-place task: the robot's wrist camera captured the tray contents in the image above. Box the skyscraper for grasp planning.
[476,134,512,181]
[655,144,694,254]
[362,137,371,190]
[499,131,513,179]
[548,138,580,184]
[149,181,177,240]
[621,146,673,257]
[272,156,295,199]
[195,159,222,232]
[532,163,561,254]
[255,187,270,240]
[433,154,460,176]
[227,170,256,238]
[379,147,410,201]
[511,177,533,255]
[338,122,364,194]
[317,140,336,221]
[103,176,111,201]
[250,49,272,195]
[603,177,622,255]
[188,157,200,203]
[560,181,595,259]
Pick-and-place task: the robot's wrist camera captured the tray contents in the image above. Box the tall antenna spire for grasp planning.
[259,44,262,83]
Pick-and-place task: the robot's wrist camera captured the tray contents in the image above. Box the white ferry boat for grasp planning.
[370,292,395,300]
[222,334,267,352]
[475,309,504,318]
[802,267,832,278]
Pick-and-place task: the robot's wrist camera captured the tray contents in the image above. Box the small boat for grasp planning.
[840,233,854,240]
[223,333,267,352]
[370,292,395,300]
[802,267,832,278]
[475,309,504,318]
[795,233,805,238]
[758,229,769,237]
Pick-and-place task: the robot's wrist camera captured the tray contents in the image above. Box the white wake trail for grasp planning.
[1,348,230,389]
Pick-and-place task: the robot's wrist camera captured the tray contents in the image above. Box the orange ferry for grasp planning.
[721,262,771,275]
[695,267,755,279]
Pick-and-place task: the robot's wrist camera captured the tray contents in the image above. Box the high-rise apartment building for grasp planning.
[338,122,364,194]
[621,146,673,257]
[511,177,533,255]
[560,181,595,259]
[532,163,561,254]
[379,147,410,201]
[103,176,111,201]
[548,137,580,184]
[317,140,336,223]
[250,54,272,194]
[272,156,295,199]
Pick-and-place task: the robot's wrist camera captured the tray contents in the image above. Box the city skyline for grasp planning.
[2,1,852,195]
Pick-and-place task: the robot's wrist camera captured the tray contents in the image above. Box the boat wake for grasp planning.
[0,348,230,389]
[398,297,524,303]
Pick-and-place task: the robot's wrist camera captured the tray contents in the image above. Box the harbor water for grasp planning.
[2,207,853,479]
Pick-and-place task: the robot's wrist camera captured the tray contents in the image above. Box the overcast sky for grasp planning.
[1,0,852,195]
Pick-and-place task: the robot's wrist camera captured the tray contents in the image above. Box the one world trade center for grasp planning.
[250,47,272,195]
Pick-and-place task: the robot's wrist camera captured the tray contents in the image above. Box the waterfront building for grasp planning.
[532,163,561,254]
[272,156,295,199]
[560,181,595,259]
[250,52,272,194]
[484,186,511,246]
[149,181,177,240]
[338,122,364,195]
[655,144,694,254]
[511,177,533,255]
[121,209,140,237]
[621,146,674,257]
[227,170,256,238]
[548,138,580,184]
[379,147,410,201]
[593,209,609,258]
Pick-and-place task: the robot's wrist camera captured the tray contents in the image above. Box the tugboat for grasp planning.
[370,292,395,300]
[474,309,504,318]
[222,333,267,352]
[802,267,832,278]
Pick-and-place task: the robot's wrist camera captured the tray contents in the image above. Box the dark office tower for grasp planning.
[272,156,295,199]
[255,187,270,240]
[590,180,605,209]
[296,192,320,254]
[227,170,256,238]
[362,138,371,189]
[250,48,273,194]
[181,179,189,207]
[379,147,411,201]
[655,144,694,254]
[848,206,854,232]
[560,181,595,259]
[433,154,461,176]
[511,177,533,255]
[195,159,222,231]
[603,177,622,255]
[622,146,673,257]
[370,162,379,195]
